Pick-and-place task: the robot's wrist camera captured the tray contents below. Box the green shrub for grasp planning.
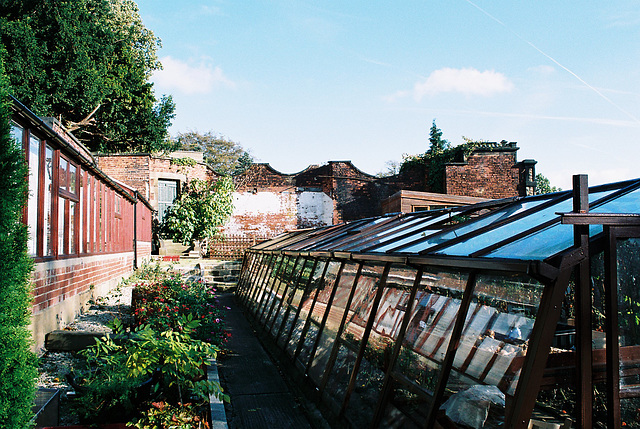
[0,53,37,428]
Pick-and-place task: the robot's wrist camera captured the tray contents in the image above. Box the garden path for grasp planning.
[216,292,327,429]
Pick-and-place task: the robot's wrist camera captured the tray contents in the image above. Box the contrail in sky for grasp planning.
[463,0,640,124]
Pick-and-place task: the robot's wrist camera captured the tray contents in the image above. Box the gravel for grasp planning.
[36,283,135,425]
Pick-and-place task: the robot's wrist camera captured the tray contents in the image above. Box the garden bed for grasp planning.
[36,263,229,428]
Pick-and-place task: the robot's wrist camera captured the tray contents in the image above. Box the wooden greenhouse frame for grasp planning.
[235,175,640,428]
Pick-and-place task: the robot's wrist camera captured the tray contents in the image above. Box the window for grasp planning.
[44,145,54,256]
[158,179,179,223]
[58,155,79,255]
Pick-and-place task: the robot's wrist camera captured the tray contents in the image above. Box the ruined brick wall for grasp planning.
[444,149,519,199]
[328,161,398,223]
[234,163,296,192]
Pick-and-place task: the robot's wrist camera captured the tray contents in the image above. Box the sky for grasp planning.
[135,0,640,191]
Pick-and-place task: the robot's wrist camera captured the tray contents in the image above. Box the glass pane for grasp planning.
[308,262,360,384]
[273,258,314,341]
[10,122,23,147]
[69,163,76,193]
[286,260,328,357]
[255,256,286,318]
[344,264,421,428]
[296,260,341,369]
[28,136,40,255]
[44,146,54,256]
[58,197,66,255]
[69,201,76,254]
[438,273,544,428]
[59,157,68,190]
[480,190,619,260]
[381,268,468,427]
[395,198,552,254]
[617,238,640,392]
[322,263,386,409]
[261,256,296,326]
[354,213,453,252]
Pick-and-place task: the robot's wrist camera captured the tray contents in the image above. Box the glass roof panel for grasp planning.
[483,187,640,260]
[388,197,555,254]
[430,190,613,257]
[348,211,459,252]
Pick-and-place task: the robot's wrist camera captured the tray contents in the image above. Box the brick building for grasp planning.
[11,97,153,351]
[225,141,536,243]
[95,151,219,223]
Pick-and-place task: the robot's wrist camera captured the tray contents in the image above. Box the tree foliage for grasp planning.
[0,0,175,153]
[400,120,479,193]
[0,52,37,429]
[160,177,234,247]
[172,131,253,175]
[535,173,561,194]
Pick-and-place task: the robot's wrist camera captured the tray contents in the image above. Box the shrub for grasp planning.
[0,52,37,428]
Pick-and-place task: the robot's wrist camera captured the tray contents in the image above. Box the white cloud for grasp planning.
[153,56,235,95]
[412,67,514,99]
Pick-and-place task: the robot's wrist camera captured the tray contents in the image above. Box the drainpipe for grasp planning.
[133,191,138,270]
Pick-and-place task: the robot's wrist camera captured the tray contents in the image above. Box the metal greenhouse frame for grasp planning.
[235,175,640,428]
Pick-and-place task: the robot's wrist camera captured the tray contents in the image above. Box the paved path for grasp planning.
[216,293,319,429]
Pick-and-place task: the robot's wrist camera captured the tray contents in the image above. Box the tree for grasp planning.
[535,173,561,194]
[428,119,450,155]
[173,131,253,175]
[160,177,234,249]
[0,52,37,428]
[0,0,175,153]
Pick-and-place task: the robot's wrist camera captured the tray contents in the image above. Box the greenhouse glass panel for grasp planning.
[244,254,276,313]
[437,273,544,428]
[270,257,311,337]
[616,238,640,393]
[343,264,422,428]
[296,260,342,370]
[350,213,454,252]
[285,259,329,358]
[322,263,387,410]
[308,262,361,384]
[254,255,287,319]
[277,258,318,348]
[434,190,612,257]
[262,256,301,327]
[388,197,557,254]
[379,268,468,428]
[485,188,637,260]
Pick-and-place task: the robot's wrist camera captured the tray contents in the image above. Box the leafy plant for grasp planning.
[72,316,228,423]
[160,177,234,248]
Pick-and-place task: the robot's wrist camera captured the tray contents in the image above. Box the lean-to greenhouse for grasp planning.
[235,175,640,428]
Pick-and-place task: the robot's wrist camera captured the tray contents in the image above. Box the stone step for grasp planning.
[45,330,107,352]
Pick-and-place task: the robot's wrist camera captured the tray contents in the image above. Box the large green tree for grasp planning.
[0,0,175,152]
[173,131,253,175]
[0,51,37,429]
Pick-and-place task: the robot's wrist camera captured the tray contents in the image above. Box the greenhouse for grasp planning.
[235,175,640,428]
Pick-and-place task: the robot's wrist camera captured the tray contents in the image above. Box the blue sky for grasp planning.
[136,0,640,190]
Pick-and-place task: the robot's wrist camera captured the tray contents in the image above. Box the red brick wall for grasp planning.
[32,254,134,313]
[445,151,519,199]
[96,154,151,199]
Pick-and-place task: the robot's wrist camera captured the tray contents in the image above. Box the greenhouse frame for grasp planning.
[236,175,640,428]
